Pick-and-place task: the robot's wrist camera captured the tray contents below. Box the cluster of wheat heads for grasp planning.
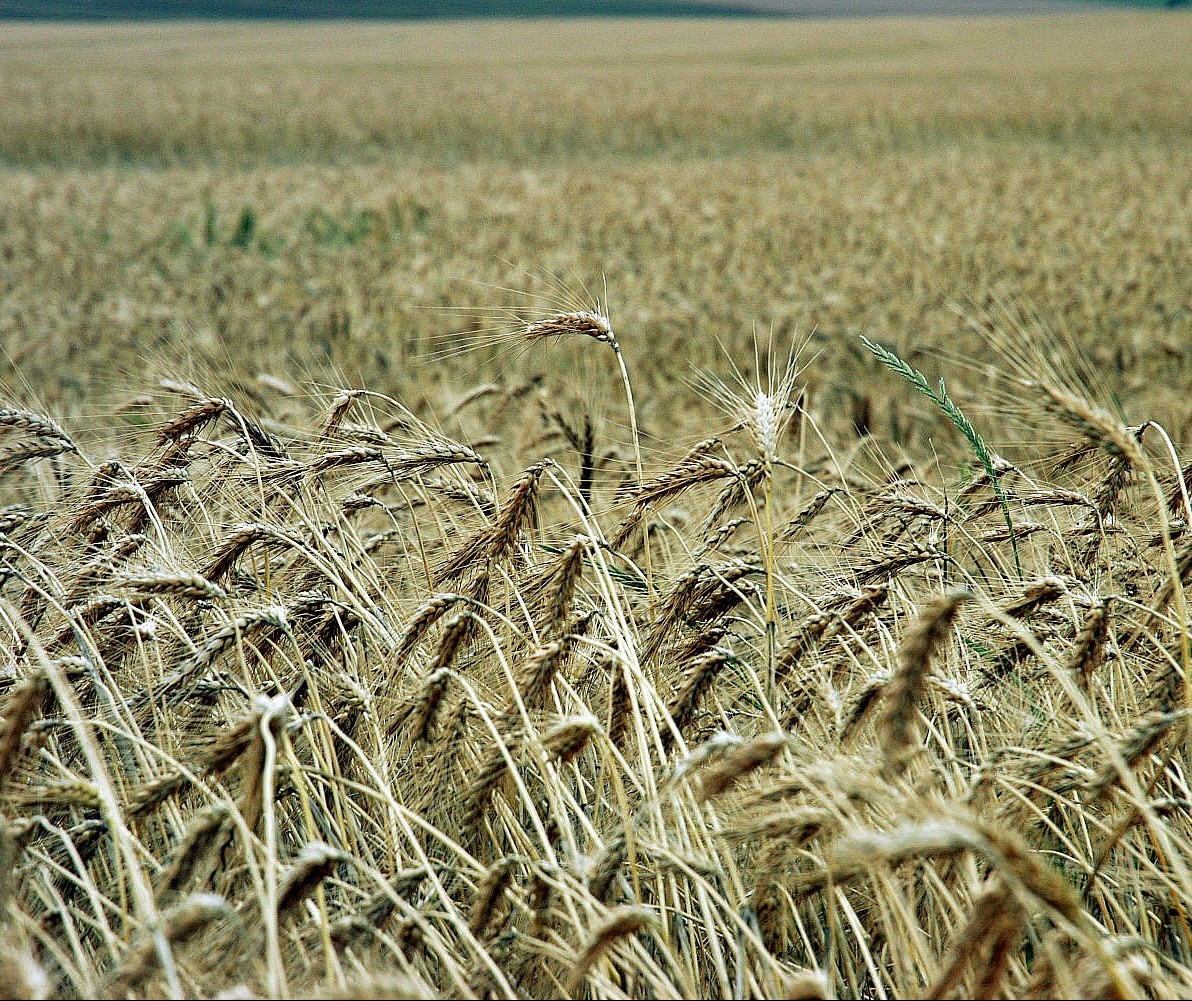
[0,305,1191,1000]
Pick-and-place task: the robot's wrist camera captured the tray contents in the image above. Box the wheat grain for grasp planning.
[565,906,655,997]
[876,590,970,775]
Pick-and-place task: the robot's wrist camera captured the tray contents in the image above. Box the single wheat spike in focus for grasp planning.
[524,304,651,584]
[699,331,804,697]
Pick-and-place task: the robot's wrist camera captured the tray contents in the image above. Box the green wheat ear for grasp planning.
[860,335,1021,578]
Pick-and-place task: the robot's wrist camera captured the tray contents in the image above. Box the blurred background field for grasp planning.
[1,11,1189,464]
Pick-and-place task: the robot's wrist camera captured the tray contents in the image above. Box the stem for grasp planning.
[260,700,286,999]
[739,465,782,725]
[1139,455,1192,756]
[861,336,1021,578]
[9,601,182,999]
[987,460,1022,580]
[763,469,777,705]
[612,340,652,590]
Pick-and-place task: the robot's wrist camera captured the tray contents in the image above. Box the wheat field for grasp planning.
[1,11,1191,1000]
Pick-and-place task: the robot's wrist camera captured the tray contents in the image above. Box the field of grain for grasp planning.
[1,11,1191,1000]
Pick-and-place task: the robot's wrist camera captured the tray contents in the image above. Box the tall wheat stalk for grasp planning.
[523,307,650,584]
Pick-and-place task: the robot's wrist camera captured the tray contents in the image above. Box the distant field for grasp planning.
[2,13,1189,437]
[2,14,1192,1001]
[2,13,1189,170]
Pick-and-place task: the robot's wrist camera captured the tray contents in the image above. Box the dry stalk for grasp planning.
[277,843,346,921]
[398,667,453,744]
[156,397,232,442]
[437,462,544,583]
[924,878,1024,1001]
[0,407,72,443]
[876,589,970,776]
[663,647,736,753]
[564,906,655,997]
[469,856,518,939]
[1068,597,1111,690]
[105,893,230,995]
[0,672,43,791]
[542,715,600,765]
[393,593,466,664]
[698,731,787,801]
[155,804,233,903]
